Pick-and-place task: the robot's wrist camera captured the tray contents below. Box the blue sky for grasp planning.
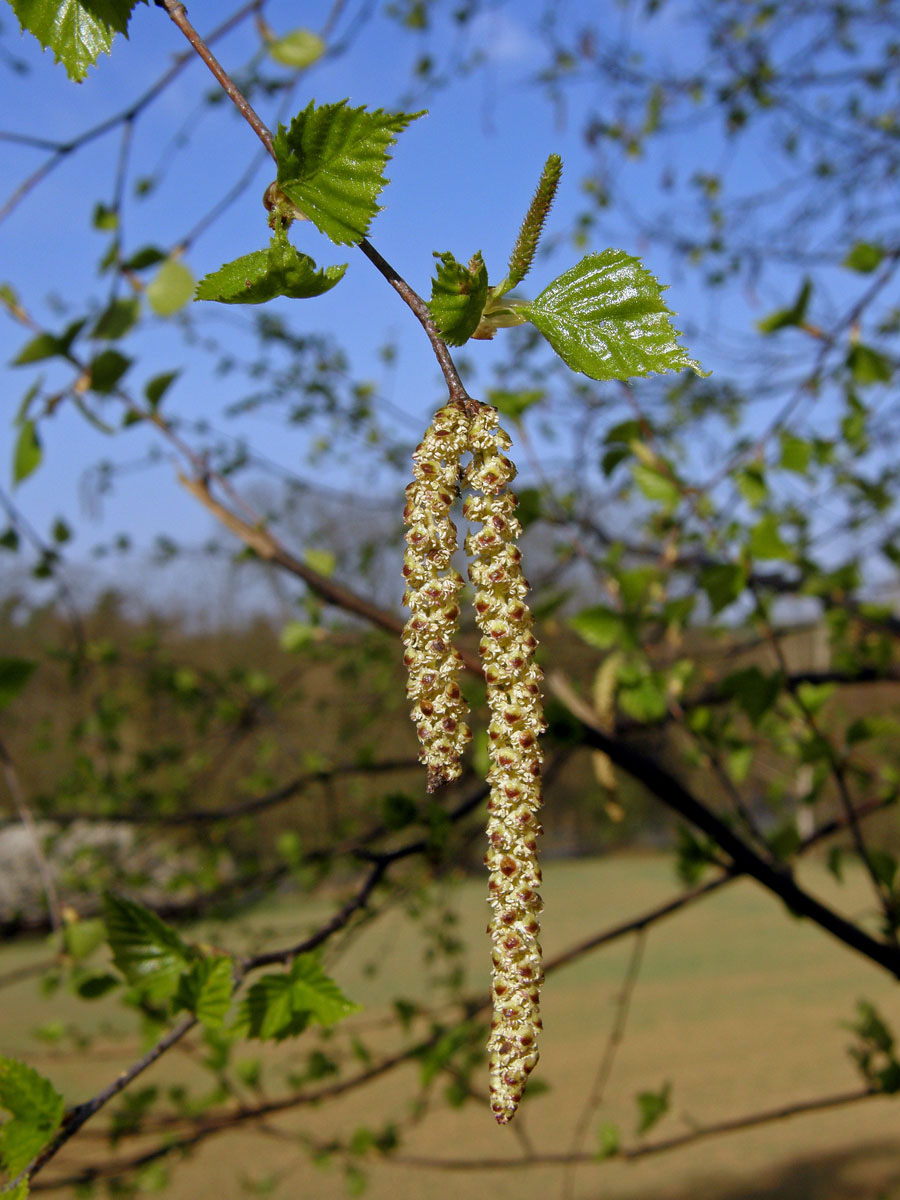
[0,0,863,605]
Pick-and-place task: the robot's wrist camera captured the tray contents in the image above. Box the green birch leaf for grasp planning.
[87,349,131,393]
[636,1081,670,1134]
[519,251,706,381]
[699,562,745,614]
[842,242,884,273]
[11,318,86,366]
[146,259,194,317]
[267,28,326,69]
[747,513,792,560]
[102,892,192,1003]
[234,956,358,1041]
[8,0,147,82]
[12,421,41,486]
[273,100,425,245]
[0,1058,63,1127]
[91,296,140,340]
[846,343,893,385]
[195,228,346,304]
[428,251,488,345]
[756,277,812,333]
[1,1178,29,1199]
[287,955,359,1026]
[1,1118,54,1176]
[144,370,179,410]
[174,957,233,1029]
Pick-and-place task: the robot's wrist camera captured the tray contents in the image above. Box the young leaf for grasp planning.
[88,349,131,394]
[846,343,893,385]
[287,955,359,1026]
[273,100,424,245]
[267,28,326,69]
[0,1059,63,1127]
[195,228,346,305]
[635,1081,670,1134]
[174,957,233,1029]
[144,370,179,410]
[756,277,812,334]
[495,153,562,297]
[234,955,358,1041]
[8,0,147,82]
[102,892,192,1003]
[520,251,706,381]
[699,562,745,614]
[0,1056,64,1177]
[428,251,488,345]
[146,259,194,317]
[842,242,884,273]
[12,421,41,487]
[90,297,140,340]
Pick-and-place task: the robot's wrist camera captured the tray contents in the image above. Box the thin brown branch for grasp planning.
[156,1,274,157]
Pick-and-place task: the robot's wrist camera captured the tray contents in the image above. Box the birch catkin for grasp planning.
[463,404,546,1125]
[402,401,473,791]
[403,399,545,1123]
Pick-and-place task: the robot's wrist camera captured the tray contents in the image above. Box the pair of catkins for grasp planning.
[402,398,546,1124]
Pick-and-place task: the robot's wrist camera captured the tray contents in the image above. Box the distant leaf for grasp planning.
[287,955,359,1026]
[280,621,319,652]
[11,318,85,366]
[636,1082,670,1134]
[699,562,745,614]
[846,343,893,385]
[842,242,884,273]
[146,259,194,317]
[779,432,812,474]
[122,245,166,271]
[617,669,668,723]
[235,955,358,1042]
[0,658,37,709]
[144,370,179,410]
[267,28,326,69]
[88,349,131,394]
[8,0,146,81]
[91,297,140,340]
[305,547,336,576]
[595,1122,620,1161]
[486,388,544,420]
[569,606,636,651]
[102,892,192,1003]
[91,201,118,231]
[632,462,681,510]
[721,666,782,724]
[12,421,41,486]
[736,463,767,506]
[747,513,792,560]
[428,251,488,345]
[520,250,706,381]
[195,228,346,305]
[756,277,812,333]
[273,100,425,245]
[175,957,233,1029]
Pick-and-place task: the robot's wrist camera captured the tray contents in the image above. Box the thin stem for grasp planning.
[155,1,275,157]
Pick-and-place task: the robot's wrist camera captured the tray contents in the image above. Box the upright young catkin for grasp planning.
[402,401,473,791]
[463,403,546,1125]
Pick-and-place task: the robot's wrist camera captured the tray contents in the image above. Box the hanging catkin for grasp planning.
[463,403,546,1125]
[402,401,473,791]
[403,399,545,1123]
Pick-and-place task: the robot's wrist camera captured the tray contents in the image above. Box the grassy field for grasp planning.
[2,854,900,1199]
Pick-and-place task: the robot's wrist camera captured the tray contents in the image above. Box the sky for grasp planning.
[0,0,876,615]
